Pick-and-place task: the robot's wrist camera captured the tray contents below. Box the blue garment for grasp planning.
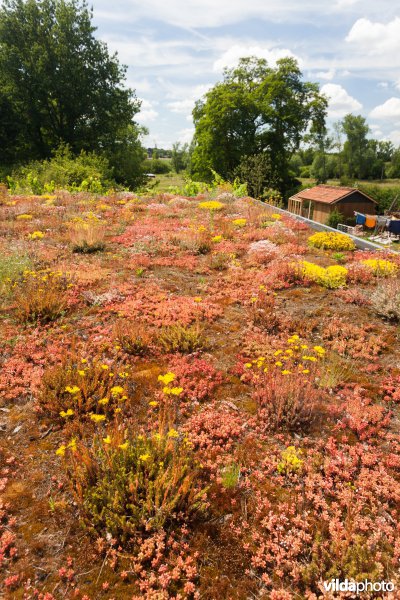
[355,213,366,225]
[388,219,400,235]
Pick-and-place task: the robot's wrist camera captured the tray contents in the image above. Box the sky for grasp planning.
[91,0,400,148]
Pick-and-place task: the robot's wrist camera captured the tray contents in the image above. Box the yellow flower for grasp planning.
[163,386,183,396]
[149,401,158,407]
[110,386,124,396]
[211,235,222,243]
[98,397,109,405]
[158,372,175,385]
[56,445,66,456]
[139,453,150,462]
[232,218,247,228]
[29,230,45,240]
[274,350,283,356]
[244,363,252,368]
[193,296,202,303]
[114,407,122,414]
[199,200,224,211]
[118,442,129,450]
[81,358,87,363]
[167,428,179,438]
[103,435,112,444]
[313,346,325,355]
[65,386,80,394]
[77,370,85,376]
[302,369,310,374]
[67,438,77,452]
[281,370,291,375]
[275,361,283,367]
[59,408,74,418]
[90,414,106,423]
[101,364,109,370]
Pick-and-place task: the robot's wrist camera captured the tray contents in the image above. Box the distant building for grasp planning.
[288,185,377,224]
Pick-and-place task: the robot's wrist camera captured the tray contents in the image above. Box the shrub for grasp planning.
[157,323,206,353]
[308,231,355,251]
[300,261,348,289]
[6,145,115,194]
[252,371,319,433]
[277,446,304,475]
[369,279,400,321]
[220,462,241,489]
[11,269,71,323]
[326,208,344,229]
[208,252,232,271]
[68,213,105,253]
[39,354,131,421]
[113,320,154,355]
[0,252,32,295]
[361,259,398,277]
[63,428,208,544]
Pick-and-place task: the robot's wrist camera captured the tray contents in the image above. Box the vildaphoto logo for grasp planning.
[323,579,395,594]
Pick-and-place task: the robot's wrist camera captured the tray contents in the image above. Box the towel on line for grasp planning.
[388,219,400,235]
[365,215,377,228]
[355,213,366,225]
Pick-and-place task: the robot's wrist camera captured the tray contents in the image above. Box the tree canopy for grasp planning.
[190,56,328,195]
[0,0,145,187]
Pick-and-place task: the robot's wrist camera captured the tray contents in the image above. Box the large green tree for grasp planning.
[190,57,327,195]
[0,0,145,186]
[341,114,370,179]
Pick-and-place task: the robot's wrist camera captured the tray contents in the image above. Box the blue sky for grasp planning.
[91,0,400,148]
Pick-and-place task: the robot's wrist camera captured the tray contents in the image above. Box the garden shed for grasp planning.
[288,185,377,224]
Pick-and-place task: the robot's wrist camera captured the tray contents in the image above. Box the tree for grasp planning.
[190,56,327,196]
[171,142,189,173]
[341,114,369,179]
[233,152,279,198]
[0,0,145,187]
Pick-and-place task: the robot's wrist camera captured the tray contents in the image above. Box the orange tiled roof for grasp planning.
[290,185,377,205]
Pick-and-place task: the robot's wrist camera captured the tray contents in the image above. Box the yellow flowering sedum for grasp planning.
[308,231,355,251]
[361,259,398,277]
[300,261,348,289]
[198,200,224,211]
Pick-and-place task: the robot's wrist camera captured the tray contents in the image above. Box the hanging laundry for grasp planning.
[355,213,366,225]
[376,216,389,227]
[388,219,400,235]
[365,215,377,228]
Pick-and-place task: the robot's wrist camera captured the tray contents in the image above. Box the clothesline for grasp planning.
[354,212,400,234]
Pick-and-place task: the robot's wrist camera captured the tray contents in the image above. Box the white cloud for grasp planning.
[395,80,400,92]
[369,97,400,119]
[321,83,362,118]
[177,128,195,144]
[167,83,212,120]
[213,44,301,72]
[316,68,336,81]
[135,99,159,123]
[346,17,400,62]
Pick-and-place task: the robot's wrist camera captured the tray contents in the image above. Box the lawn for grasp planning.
[1,190,400,599]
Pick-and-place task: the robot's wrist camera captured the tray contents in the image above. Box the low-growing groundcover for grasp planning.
[0,189,400,599]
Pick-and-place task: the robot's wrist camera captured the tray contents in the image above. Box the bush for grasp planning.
[6,145,115,194]
[63,428,208,544]
[113,320,154,356]
[157,323,206,353]
[68,213,106,253]
[0,251,32,295]
[361,259,398,277]
[326,208,344,229]
[253,371,319,432]
[300,261,348,289]
[11,269,71,323]
[39,353,131,421]
[369,280,400,321]
[308,231,355,251]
